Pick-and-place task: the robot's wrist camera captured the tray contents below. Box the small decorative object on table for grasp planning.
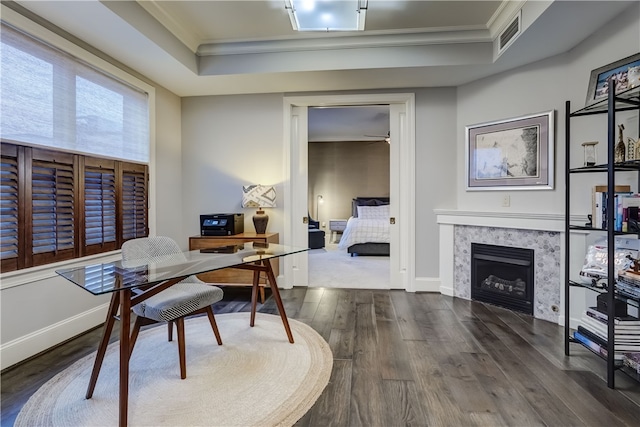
[582,141,598,166]
[615,124,626,163]
[628,136,637,161]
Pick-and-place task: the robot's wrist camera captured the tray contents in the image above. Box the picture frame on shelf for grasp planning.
[585,53,640,108]
[465,110,554,191]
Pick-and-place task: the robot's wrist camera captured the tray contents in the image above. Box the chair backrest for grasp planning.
[121,236,186,267]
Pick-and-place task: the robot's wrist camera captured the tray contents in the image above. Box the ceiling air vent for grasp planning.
[498,11,521,55]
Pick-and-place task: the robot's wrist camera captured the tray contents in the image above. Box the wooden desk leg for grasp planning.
[250,268,260,327]
[86,292,120,399]
[263,260,294,343]
[119,289,132,427]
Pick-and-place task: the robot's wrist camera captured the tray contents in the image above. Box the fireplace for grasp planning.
[471,243,534,315]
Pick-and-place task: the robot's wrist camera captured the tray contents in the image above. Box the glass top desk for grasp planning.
[56,241,308,427]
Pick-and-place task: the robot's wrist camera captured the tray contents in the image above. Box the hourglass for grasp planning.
[581,141,598,166]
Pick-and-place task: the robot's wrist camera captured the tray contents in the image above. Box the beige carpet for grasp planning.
[309,243,390,288]
[15,313,333,427]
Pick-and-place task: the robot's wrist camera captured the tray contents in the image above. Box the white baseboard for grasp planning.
[1,303,109,371]
[439,284,454,296]
[412,277,441,293]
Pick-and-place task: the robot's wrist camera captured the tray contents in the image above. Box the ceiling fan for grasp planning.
[364,131,390,144]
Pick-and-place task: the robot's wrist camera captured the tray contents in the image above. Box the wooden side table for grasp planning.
[329,219,347,243]
[189,232,279,303]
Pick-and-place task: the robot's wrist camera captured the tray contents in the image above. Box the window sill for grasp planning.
[0,251,122,290]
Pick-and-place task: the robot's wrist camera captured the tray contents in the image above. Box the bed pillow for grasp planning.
[357,205,390,219]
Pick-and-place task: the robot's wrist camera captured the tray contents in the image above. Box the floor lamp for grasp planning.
[316,195,323,221]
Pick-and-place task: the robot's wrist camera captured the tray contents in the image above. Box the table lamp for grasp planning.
[242,184,277,234]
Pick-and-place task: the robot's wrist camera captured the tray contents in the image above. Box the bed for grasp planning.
[337,197,390,256]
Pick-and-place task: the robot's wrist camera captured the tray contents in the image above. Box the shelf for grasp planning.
[568,280,640,307]
[571,86,640,116]
[569,160,640,173]
[565,82,640,389]
[568,224,640,235]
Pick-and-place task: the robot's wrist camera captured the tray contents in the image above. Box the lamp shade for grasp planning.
[242,185,277,208]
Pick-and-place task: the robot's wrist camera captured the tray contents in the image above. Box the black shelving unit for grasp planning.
[564,83,640,389]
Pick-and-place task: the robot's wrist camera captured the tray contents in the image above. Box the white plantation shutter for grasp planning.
[1,23,149,163]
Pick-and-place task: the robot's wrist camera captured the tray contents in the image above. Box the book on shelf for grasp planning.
[577,327,640,353]
[592,185,632,229]
[585,306,640,325]
[573,330,625,360]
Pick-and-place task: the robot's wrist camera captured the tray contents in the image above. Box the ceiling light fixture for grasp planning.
[284,0,368,32]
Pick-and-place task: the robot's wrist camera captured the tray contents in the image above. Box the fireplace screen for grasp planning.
[471,243,534,315]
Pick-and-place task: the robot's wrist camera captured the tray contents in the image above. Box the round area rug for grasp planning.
[15,313,333,427]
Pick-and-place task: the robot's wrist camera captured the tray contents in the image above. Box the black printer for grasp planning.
[200,213,244,236]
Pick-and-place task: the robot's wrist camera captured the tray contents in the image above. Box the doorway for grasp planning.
[282,93,415,291]
[307,105,391,289]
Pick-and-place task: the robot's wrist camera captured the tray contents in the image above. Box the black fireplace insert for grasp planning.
[471,243,534,315]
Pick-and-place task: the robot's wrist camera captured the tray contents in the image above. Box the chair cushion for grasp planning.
[133,281,224,322]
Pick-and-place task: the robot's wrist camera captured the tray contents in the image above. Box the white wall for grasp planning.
[455,2,639,325]
[457,2,640,213]
[154,85,185,246]
[180,87,458,280]
[180,94,286,239]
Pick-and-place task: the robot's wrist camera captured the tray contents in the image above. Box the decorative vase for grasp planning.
[615,124,626,163]
[253,209,268,234]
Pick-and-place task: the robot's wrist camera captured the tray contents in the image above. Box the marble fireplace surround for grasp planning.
[436,210,567,324]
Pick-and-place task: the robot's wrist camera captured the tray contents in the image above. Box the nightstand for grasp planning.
[329,219,347,243]
[189,232,279,303]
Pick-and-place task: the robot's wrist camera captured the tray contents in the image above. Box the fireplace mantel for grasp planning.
[435,209,586,232]
[436,209,574,324]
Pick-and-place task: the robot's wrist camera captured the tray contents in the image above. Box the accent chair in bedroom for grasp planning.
[308,213,325,248]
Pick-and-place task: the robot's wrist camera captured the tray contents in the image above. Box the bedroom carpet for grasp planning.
[308,243,390,288]
[14,313,333,427]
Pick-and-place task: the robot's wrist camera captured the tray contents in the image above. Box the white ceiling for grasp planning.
[7,0,636,140]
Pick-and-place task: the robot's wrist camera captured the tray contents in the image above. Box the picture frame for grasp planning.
[585,52,640,107]
[466,110,554,191]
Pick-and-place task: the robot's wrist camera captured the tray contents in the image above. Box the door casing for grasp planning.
[281,93,416,291]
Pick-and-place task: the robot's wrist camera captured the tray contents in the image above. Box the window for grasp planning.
[1,143,149,272]
[0,22,150,273]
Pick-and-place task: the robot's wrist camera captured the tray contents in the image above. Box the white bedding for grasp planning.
[337,217,390,249]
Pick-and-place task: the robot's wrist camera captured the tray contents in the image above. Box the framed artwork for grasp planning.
[466,110,554,191]
[585,52,640,107]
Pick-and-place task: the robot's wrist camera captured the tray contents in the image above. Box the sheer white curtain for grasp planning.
[1,23,149,163]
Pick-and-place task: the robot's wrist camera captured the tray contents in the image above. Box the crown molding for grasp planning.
[197,27,491,56]
[136,0,200,52]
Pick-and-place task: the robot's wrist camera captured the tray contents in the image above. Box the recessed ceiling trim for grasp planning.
[136,0,200,52]
[198,28,491,56]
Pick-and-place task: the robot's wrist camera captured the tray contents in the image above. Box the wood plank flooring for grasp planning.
[2,287,640,426]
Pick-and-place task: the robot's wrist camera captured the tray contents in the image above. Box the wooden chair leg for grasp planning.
[205,307,223,345]
[168,320,174,342]
[176,317,187,379]
[129,317,144,359]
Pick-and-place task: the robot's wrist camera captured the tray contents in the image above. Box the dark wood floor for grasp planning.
[2,287,640,426]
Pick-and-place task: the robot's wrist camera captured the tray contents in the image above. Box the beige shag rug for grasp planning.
[15,313,333,427]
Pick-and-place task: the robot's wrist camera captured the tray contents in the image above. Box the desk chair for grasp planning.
[122,236,224,379]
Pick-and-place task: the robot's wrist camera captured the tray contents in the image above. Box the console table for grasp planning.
[189,232,278,302]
